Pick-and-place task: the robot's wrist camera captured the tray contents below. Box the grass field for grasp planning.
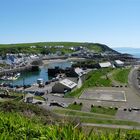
[113,68,131,84]
[67,103,83,111]
[90,106,117,116]
[53,109,140,126]
[54,109,115,119]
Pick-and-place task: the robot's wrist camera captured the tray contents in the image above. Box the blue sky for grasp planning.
[0,0,140,48]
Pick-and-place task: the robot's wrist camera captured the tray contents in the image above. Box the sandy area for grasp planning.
[42,57,85,65]
[43,59,67,65]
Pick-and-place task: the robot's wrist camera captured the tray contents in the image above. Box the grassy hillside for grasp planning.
[113,68,131,84]
[0,42,119,55]
[0,101,57,124]
[0,101,140,139]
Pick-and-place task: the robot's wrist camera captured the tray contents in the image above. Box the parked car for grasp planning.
[35,91,45,96]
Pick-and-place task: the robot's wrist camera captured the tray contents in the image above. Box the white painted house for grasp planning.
[114,60,124,67]
[52,79,77,93]
[75,67,85,77]
[99,62,112,68]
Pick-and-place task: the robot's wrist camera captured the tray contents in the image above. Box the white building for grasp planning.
[75,67,85,77]
[99,62,112,68]
[52,79,77,93]
[114,60,124,67]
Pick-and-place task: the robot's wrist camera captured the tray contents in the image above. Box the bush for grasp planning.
[74,101,77,105]
[98,105,102,108]
[115,107,118,110]
[126,130,140,140]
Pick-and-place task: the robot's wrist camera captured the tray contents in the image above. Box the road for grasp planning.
[82,123,140,130]
[128,66,140,97]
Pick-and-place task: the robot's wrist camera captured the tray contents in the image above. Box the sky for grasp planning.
[0,0,140,48]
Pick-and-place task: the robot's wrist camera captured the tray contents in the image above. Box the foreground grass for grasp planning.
[0,101,140,139]
[0,112,140,140]
[65,68,112,97]
[113,68,131,84]
[0,112,86,140]
[91,106,117,116]
[0,111,140,139]
[0,101,56,124]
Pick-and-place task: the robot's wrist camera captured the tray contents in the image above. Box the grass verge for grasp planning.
[33,95,46,101]
[113,68,131,84]
[53,108,140,126]
[67,103,82,111]
[90,106,117,116]
[53,109,114,119]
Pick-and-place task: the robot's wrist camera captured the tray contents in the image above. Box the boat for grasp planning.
[6,73,21,81]
[0,76,7,80]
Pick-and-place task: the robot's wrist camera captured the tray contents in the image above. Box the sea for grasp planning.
[0,61,72,86]
[114,47,140,58]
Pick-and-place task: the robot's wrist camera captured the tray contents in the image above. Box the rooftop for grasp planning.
[115,60,124,65]
[60,79,77,89]
[99,62,112,68]
[75,67,84,76]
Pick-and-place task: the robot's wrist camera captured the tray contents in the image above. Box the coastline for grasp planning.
[42,57,85,65]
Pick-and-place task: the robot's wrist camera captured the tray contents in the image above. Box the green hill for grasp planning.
[0,101,140,139]
[0,42,119,55]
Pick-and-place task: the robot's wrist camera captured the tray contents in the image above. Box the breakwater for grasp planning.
[0,65,39,76]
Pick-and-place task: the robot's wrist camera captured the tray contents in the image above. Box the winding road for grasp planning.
[128,66,140,97]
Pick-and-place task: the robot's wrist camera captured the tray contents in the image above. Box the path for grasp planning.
[128,66,140,96]
[82,123,140,130]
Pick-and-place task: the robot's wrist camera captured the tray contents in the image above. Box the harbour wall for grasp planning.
[0,65,39,76]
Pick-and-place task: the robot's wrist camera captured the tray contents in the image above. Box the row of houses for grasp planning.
[51,60,124,94]
[4,54,40,66]
[99,60,124,68]
[52,67,86,93]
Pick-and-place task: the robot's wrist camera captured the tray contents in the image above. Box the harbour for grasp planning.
[0,60,72,86]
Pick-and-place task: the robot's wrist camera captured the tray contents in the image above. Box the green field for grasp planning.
[53,109,140,126]
[0,101,140,139]
[65,68,112,97]
[0,42,116,55]
[90,106,117,116]
[54,109,115,119]
[113,68,131,84]
[67,103,83,111]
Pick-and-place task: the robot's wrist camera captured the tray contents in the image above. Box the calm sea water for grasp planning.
[0,61,72,86]
[114,47,140,58]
